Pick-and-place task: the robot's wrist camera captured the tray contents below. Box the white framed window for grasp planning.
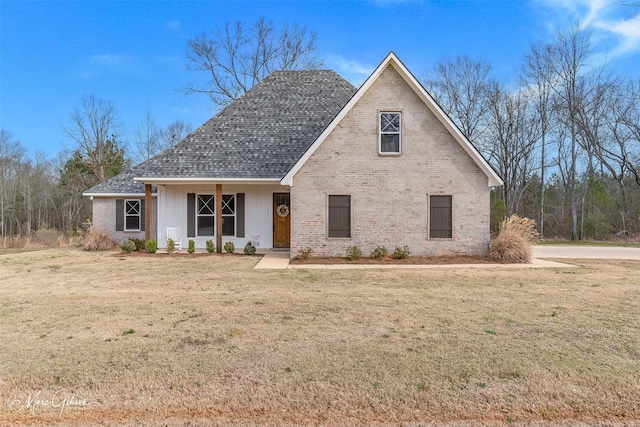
[124,199,141,231]
[197,194,215,236]
[380,112,401,154]
[195,194,236,237]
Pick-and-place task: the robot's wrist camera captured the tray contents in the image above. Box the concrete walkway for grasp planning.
[532,244,640,260]
[254,250,292,269]
[254,250,574,270]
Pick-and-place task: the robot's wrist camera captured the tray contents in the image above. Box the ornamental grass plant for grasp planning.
[83,228,117,251]
[490,215,539,263]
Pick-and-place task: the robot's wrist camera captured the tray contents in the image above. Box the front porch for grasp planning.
[142,182,290,253]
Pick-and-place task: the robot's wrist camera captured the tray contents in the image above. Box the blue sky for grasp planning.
[2,0,639,159]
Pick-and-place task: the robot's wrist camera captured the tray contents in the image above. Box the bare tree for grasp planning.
[131,113,193,163]
[0,130,25,236]
[545,23,594,240]
[131,107,161,164]
[183,17,322,108]
[583,78,640,232]
[422,56,495,147]
[521,42,557,237]
[62,95,127,184]
[158,120,193,153]
[485,83,541,216]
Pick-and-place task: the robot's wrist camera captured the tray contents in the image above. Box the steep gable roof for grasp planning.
[134,70,357,182]
[281,52,504,187]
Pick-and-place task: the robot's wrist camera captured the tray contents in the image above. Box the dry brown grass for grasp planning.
[82,228,117,251]
[490,215,540,263]
[0,229,77,250]
[0,248,639,426]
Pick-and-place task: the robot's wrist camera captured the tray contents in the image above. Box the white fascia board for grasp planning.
[134,177,283,185]
[281,52,504,188]
[82,193,158,198]
[281,54,389,187]
[389,55,504,187]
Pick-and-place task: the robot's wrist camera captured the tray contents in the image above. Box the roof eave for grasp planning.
[134,177,284,185]
[82,192,158,198]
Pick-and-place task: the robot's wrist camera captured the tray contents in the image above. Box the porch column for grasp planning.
[216,184,222,253]
[145,184,152,242]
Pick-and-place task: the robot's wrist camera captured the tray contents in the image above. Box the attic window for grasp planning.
[380,112,401,154]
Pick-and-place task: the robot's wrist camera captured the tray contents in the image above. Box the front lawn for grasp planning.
[0,248,638,425]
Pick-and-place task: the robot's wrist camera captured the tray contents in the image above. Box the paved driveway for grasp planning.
[532,245,640,260]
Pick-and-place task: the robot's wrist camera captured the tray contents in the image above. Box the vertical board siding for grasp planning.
[158,185,284,249]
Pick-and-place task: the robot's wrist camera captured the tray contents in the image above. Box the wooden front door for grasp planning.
[273,193,290,248]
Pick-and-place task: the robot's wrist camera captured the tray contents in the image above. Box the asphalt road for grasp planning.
[532,245,640,260]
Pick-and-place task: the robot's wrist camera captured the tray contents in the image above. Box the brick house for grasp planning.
[84,52,503,257]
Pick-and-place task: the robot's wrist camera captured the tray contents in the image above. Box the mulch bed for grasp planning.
[111,250,256,257]
[113,251,510,264]
[291,255,510,265]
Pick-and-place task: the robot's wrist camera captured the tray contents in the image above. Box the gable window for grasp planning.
[197,194,215,236]
[124,200,141,231]
[430,195,452,238]
[328,195,351,238]
[380,112,401,154]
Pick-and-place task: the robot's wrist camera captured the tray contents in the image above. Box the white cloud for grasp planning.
[324,54,375,85]
[594,14,640,58]
[534,0,640,59]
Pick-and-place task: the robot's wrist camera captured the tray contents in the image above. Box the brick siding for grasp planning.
[290,66,491,258]
[92,197,157,243]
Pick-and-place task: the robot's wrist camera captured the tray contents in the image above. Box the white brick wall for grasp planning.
[92,197,157,243]
[290,66,491,258]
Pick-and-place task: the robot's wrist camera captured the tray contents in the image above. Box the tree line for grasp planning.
[423,23,640,239]
[1,18,638,241]
[0,98,192,239]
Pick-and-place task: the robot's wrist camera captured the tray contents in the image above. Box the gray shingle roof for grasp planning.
[135,70,357,179]
[83,168,156,195]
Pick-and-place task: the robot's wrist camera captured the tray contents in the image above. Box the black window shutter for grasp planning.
[140,199,145,231]
[236,193,245,238]
[187,193,195,237]
[430,195,452,238]
[328,195,351,238]
[115,199,124,231]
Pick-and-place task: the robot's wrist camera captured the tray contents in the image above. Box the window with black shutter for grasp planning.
[328,195,351,238]
[430,195,452,238]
